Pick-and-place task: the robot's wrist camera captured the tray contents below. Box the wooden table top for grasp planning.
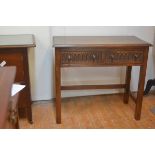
[53,36,152,47]
[0,67,16,128]
[0,34,36,48]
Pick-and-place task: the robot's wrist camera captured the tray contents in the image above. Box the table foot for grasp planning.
[29,120,33,124]
[56,119,61,124]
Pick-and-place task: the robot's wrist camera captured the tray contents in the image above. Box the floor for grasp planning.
[19,93,155,129]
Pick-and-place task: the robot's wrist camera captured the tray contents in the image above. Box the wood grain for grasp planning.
[135,47,149,120]
[61,84,126,90]
[61,47,144,67]
[53,36,152,47]
[55,48,61,124]
[123,66,132,104]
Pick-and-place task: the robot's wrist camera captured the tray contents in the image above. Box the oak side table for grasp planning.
[0,34,36,123]
[53,36,152,124]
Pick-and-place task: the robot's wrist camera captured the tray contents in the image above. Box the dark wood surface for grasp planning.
[60,47,145,67]
[0,67,16,128]
[53,36,152,47]
[123,66,132,104]
[61,84,126,90]
[135,48,149,120]
[54,36,151,124]
[55,48,61,123]
[0,34,36,123]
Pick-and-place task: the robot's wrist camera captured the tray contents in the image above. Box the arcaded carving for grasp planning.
[60,48,144,66]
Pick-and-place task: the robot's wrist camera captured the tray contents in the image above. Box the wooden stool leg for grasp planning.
[123,66,132,104]
[55,49,61,124]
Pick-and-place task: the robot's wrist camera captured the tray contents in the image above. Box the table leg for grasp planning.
[24,85,33,124]
[55,49,61,124]
[134,48,149,120]
[123,66,132,104]
[27,103,33,124]
[134,65,147,120]
[15,114,20,129]
[24,50,33,124]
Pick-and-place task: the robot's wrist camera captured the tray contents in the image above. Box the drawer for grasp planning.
[105,50,144,65]
[0,50,25,82]
[61,50,103,64]
[60,48,144,66]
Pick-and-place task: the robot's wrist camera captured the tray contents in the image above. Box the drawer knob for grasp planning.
[134,54,138,59]
[92,54,96,60]
[68,55,71,61]
[110,54,114,60]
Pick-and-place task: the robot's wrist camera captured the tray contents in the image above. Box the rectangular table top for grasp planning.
[0,34,36,48]
[53,36,152,47]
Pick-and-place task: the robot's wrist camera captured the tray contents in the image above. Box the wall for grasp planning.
[0,26,154,101]
[0,26,52,101]
[52,26,155,98]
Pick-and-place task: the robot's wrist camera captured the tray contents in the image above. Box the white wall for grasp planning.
[0,26,52,101]
[52,26,155,98]
[0,26,154,101]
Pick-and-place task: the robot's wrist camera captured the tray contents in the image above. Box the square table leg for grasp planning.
[55,49,61,124]
[135,49,148,120]
[134,66,147,120]
[123,66,132,104]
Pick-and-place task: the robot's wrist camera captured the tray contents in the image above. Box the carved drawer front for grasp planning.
[61,51,103,65]
[105,50,144,65]
[60,48,144,66]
